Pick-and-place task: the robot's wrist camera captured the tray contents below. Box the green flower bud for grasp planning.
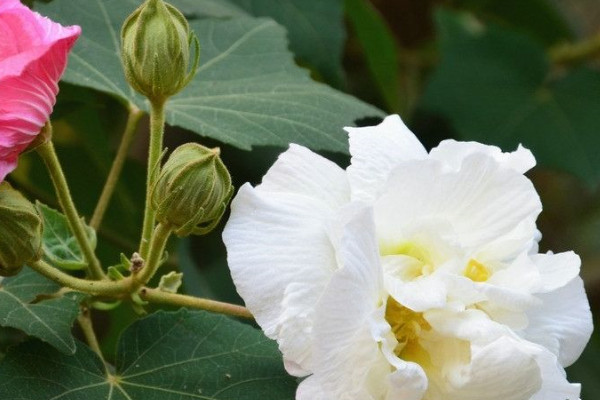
[121,0,200,103]
[0,182,43,276]
[152,143,233,237]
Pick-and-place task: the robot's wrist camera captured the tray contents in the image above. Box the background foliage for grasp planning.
[4,0,600,398]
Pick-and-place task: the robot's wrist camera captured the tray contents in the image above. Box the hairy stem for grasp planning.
[28,260,253,319]
[77,307,107,371]
[90,104,144,230]
[29,260,128,296]
[550,32,600,65]
[37,139,105,279]
[140,287,253,319]
[139,100,166,258]
[132,222,172,289]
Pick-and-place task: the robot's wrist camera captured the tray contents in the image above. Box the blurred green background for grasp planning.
[8,0,600,397]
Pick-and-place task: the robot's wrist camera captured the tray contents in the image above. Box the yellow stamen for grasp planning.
[464,259,490,282]
[385,297,431,358]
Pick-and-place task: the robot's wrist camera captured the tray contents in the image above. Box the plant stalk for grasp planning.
[132,222,172,289]
[37,138,105,279]
[139,100,166,258]
[140,287,253,319]
[29,260,252,319]
[90,104,144,230]
[551,32,600,65]
[29,260,128,296]
[77,307,107,371]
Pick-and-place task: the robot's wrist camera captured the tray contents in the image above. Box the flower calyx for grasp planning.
[0,182,43,276]
[151,143,233,237]
[120,0,200,103]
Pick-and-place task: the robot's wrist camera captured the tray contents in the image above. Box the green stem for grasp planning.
[29,260,253,319]
[550,32,600,65]
[77,307,107,371]
[90,105,144,230]
[139,100,166,258]
[140,287,253,319]
[133,222,172,289]
[29,260,128,296]
[37,139,106,280]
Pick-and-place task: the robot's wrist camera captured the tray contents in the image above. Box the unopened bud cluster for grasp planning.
[152,143,233,237]
[121,0,199,103]
[0,183,43,276]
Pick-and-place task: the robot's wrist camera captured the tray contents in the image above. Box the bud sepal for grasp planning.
[121,0,200,103]
[0,183,43,276]
[151,143,233,237]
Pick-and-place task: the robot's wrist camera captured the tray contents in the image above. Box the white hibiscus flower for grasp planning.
[223,115,593,399]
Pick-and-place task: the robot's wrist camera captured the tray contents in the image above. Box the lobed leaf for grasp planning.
[36,0,382,153]
[422,9,600,186]
[0,309,297,399]
[227,0,346,86]
[0,268,85,354]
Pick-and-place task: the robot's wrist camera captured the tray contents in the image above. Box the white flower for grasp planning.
[223,115,593,399]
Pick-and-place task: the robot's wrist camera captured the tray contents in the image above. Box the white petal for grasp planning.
[430,140,535,174]
[532,251,581,293]
[386,364,429,400]
[475,218,540,261]
[296,376,324,400]
[528,344,581,400]
[440,337,542,400]
[258,144,349,209]
[305,207,429,399]
[476,283,541,312]
[424,308,510,345]
[277,282,325,376]
[223,185,338,374]
[308,207,385,396]
[487,253,541,293]
[346,114,427,202]
[375,154,541,252]
[383,256,448,311]
[523,277,593,367]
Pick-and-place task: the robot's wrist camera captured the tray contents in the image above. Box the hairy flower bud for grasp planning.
[0,182,43,276]
[152,143,233,237]
[121,0,199,103]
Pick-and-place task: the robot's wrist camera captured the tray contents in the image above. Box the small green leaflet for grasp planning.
[38,202,97,270]
[0,268,85,354]
[36,0,382,153]
[0,309,297,399]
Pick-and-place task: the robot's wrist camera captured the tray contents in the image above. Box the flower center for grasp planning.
[385,296,431,360]
[464,259,490,282]
[381,241,435,279]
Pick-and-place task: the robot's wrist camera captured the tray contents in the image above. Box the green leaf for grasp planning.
[457,0,573,46]
[37,202,97,270]
[422,9,600,186]
[173,0,347,85]
[178,238,216,299]
[0,268,85,354]
[36,0,381,153]
[227,0,346,86]
[0,309,297,399]
[169,0,247,19]
[345,0,400,111]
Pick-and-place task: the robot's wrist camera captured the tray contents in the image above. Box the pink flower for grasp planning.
[0,0,80,181]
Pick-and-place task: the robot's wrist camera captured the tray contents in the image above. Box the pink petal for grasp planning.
[0,0,80,179]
